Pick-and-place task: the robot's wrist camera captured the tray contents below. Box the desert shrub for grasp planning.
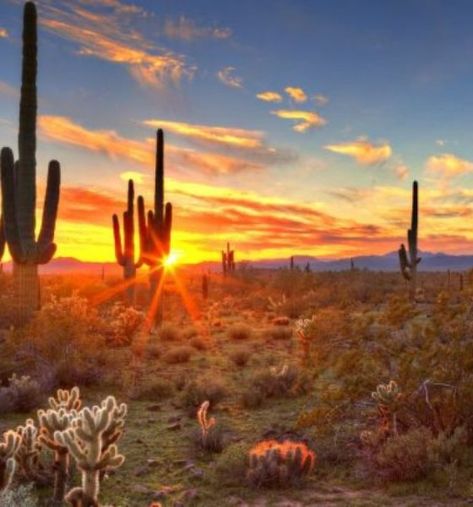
[227,324,252,341]
[0,374,43,413]
[266,326,292,341]
[229,349,251,367]
[240,388,265,409]
[190,336,208,351]
[250,364,298,399]
[129,379,174,401]
[182,377,227,413]
[11,295,107,387]
[162,346,193,364]
[159,324,182,342]
[104,303,144,346]
[214,442,251,486]
[0,483,38,507]
[145,342,161,359]
[362,427,434,482]
[194,401,224,453]
[272,316,290,326]
[181,326,198,340]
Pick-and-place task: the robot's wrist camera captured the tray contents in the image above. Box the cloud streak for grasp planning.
[256,91,283,103]
[271,109,327,132]
[217,66,243,88]
[325,139,392,165]
[285,86,307,103]
[426,153,473,178]
[164,16,231,41]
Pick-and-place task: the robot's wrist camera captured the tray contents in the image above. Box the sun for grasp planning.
[163,252,180,269]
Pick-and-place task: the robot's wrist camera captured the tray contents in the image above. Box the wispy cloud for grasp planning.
[313,94,329,106]
[394,163,409,180]
[217,66,243,88]
[38,115,268,176]
[426,153,473,178]
[0,28,8,39]
[38,1,194,88]
[324,139,392,165]
[285,86,307,103]
[0,81,19,98]
[256,91,283,103]
[143,119,264,150]
[164,16,231,41]
[271,109,327,132]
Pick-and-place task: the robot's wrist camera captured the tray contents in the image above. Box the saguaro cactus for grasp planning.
[0,2,61,324]
[398,180,420,302]
[113,179,142,305]
[222,242,235,275]
[137,129,172,326]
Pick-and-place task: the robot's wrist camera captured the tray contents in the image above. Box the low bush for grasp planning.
[228,324,252,341]
[162,346,193,364]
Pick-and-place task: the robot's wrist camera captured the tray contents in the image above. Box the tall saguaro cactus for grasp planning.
[398,180,420,302]
[0,2,61,324]
[222,242,235,275]
[112,179,142,304]
[138,129,172,326]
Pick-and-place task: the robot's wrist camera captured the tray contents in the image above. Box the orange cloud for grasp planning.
[426,153,473,178]
[143,119,264,150]
[325,139,392,165]
[164,17,231,41]
[40,1,193,88]
[271,109,327,132]
[285,86,307,103]
[394,164,409,180]
[0,28,8,38]
[217,67,243,88]
[256,91,283,103]
[38,115,266,176]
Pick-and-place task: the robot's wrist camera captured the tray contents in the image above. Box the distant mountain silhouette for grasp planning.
[0,252,472,274]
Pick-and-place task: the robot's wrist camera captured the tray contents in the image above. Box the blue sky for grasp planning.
[1,0,473,262]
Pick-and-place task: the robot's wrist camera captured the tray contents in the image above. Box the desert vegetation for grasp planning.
[2,2,473,507]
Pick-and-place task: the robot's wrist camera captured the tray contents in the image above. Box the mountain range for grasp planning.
[1,251,472,274]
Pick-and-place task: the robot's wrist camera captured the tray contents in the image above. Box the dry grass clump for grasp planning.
[190,336,208,351]
[159,324,182,342]
[162,345,194,364]
[128,379,174,401]
[228,324,253,341]
[272,316,290,326]
[266,326,293,341]
[182,377,227,413]
[229,348,251,367]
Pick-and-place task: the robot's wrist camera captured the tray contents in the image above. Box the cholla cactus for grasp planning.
[267,294,287,312]
[54,396,126,506]
[48,386,82,412]
[197,400,217,448]
[270,364,288,378]
[38,407,78,503]
[371,380,401,408]
[15,419,48,485]
[0,430,21,491]
[371,381,402,435]
[247,439,315,487]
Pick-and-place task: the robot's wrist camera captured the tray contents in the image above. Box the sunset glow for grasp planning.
[1,1,473,263]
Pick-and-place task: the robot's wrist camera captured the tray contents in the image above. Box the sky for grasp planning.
[1,0,473,263]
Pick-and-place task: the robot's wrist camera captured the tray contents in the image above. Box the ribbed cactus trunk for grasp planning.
[113,179,141,306]
[138,129,172,329]
[398,181,420,303]
[0,2,61,325]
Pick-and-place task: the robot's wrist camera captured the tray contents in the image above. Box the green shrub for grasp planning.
[214,442,250,486]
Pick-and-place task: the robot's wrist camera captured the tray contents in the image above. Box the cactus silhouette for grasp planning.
[222,242,235,275]
[137,129,172,326]
[113,179,142,305]
[0,2,60,323]
[398,181,420,302]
